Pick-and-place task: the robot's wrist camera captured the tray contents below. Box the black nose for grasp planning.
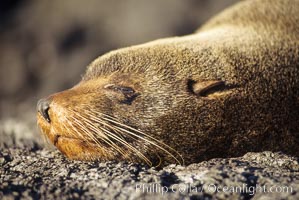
[37,98,51,123]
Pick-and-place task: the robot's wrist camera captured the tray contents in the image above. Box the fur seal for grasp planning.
[37,0,299,166]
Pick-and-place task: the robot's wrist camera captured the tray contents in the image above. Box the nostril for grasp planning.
[37,98,51,123]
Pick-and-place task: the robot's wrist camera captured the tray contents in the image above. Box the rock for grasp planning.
[0,133,298,199]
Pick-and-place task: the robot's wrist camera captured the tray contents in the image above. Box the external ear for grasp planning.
[187,79,228,97]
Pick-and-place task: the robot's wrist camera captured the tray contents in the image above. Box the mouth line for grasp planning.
[53,134,98,147]
[53,134,136,151]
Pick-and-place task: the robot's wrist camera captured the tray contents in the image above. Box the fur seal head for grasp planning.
[37,0,299,166]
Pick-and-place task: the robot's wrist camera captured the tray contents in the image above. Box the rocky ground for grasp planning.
[1,120,298,200]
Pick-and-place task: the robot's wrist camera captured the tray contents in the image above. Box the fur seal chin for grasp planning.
[37,0,299,166]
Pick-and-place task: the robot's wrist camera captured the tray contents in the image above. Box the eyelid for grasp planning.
[104,84,135,94]
[104,84,116,89]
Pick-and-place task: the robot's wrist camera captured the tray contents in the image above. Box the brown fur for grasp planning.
[37,0,299,166]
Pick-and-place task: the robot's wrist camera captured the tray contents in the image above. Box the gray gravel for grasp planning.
[1,120,298,200]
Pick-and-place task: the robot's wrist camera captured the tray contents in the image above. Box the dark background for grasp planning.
[0,0,238,121]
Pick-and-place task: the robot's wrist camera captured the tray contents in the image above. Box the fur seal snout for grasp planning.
[37,0,299,166]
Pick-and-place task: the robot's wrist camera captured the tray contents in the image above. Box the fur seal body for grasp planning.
[37,0,299,166]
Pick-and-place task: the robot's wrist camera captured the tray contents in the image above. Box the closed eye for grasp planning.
[104,84,135,95]
[104,84,139,105]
